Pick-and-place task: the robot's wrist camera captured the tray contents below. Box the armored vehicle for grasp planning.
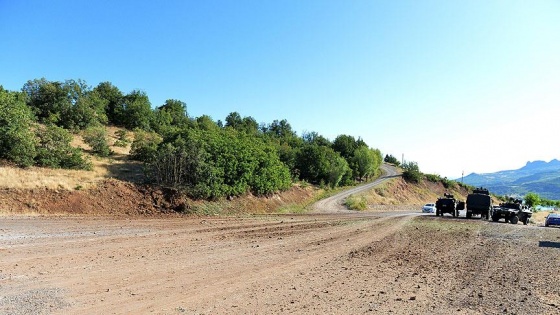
[435,193,464,217]
[491,198,532,225]
[465,187,492,219]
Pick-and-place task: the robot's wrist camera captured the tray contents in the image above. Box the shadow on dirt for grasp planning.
[104,154,146,183]
[539,241,560,249]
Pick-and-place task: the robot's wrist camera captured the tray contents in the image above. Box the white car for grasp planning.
[422,203,436,213]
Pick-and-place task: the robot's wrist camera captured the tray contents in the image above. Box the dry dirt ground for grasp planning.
[1,212,560,315]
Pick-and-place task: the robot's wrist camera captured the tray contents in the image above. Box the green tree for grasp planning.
[240,116,259,135]
[35,124,91,169]
[524,192,541,208]
[147,128,291,199]
[224,112,243,129]
[333,135,361,160]
[130,129,163,162]
[263,119,297,139]
[83,126,111,157]
[22,78,107,130]
[93,81,125,125]
[302,131,331,147]
[352,146,378,180]
[152,99,191,135]
[0,87,37,166]
[195,115,220,131]
[122,90,153,130]
[295,144,349,188]
[384,154,400,166]
[402,161,422,183]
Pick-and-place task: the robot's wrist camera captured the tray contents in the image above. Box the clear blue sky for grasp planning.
[1,0,559,178]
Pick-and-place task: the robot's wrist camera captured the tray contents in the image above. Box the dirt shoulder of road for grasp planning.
[1,213,559,315]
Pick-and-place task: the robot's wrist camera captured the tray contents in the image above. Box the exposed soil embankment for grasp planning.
[0,180,184,216]
[0,179,318,216]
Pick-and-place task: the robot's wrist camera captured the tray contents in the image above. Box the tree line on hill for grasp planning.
[0,78,383,200]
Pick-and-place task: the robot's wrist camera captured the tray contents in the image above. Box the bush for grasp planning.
[83,126,111,157]
[441,177,456,189]
[130,129,163,162]
[35,124,91,170]
[345,194,367,210]
[403,169,422,183]
[0,87,37,167]
[384,154,400,166]
[402,161,422,183]
[425,174,440,183]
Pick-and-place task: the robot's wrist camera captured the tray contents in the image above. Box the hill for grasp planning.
[461,159,560,200]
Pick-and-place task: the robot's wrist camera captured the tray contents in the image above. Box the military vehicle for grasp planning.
[491,198,532,225]
[465,187,492,219]
[435,193,464,217]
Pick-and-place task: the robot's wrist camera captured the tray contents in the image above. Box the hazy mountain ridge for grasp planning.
[460,159,560,200]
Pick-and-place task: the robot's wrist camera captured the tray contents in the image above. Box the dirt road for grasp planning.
[2,212,559,315]
[313,164,399,213]
[1,166,559,314]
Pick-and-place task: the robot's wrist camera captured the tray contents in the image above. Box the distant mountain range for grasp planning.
[459,159,560,200]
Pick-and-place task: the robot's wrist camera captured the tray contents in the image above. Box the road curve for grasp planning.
[312,163,400,213]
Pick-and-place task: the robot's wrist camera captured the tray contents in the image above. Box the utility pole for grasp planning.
[461,170,464,184]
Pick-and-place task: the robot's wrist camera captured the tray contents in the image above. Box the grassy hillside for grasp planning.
[0,126,144,190]
[0,126,490,216]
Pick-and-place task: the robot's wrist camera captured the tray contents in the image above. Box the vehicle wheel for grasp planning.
[492,215,499,222]
[523,217,529,225]
[453,209,456,218]
[510,216,519,224]
[466,212,472,219]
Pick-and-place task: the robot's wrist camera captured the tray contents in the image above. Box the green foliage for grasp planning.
[121,90,153,130]
[345,194,367,210]
[151,99,192,135]
[425,173,440,182]
[194,115,220,131]
[384,154,400,166]
[93,81,125,125]
[6,78,395,200]
[402,161,422,183]
[295,144,349,188]
[83,126,111,157]
[425,173,456,188]
[113,129,130,147]
[262,119,297,139]
[302,131,331,147]
[22,78,107,130]
[0,87,37,167]
[262,119,302,180]
[332,134,362,160]
[539,198,560,208]
[524,192,541,208]
[35,125,91,170]
[441,177,455,189]
[147,128,291,199]
[224,112,260,135]
[130,129,163,162]
[355,147,382,180]
[352,146,376,180]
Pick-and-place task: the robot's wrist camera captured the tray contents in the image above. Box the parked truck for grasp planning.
[465,187,492,219]
[435,193,464,217]
[491,198,532,225]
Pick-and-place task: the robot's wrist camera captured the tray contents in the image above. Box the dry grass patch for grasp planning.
[360,177,468,211]
[0,166,102,190]
[1,126,143,190]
